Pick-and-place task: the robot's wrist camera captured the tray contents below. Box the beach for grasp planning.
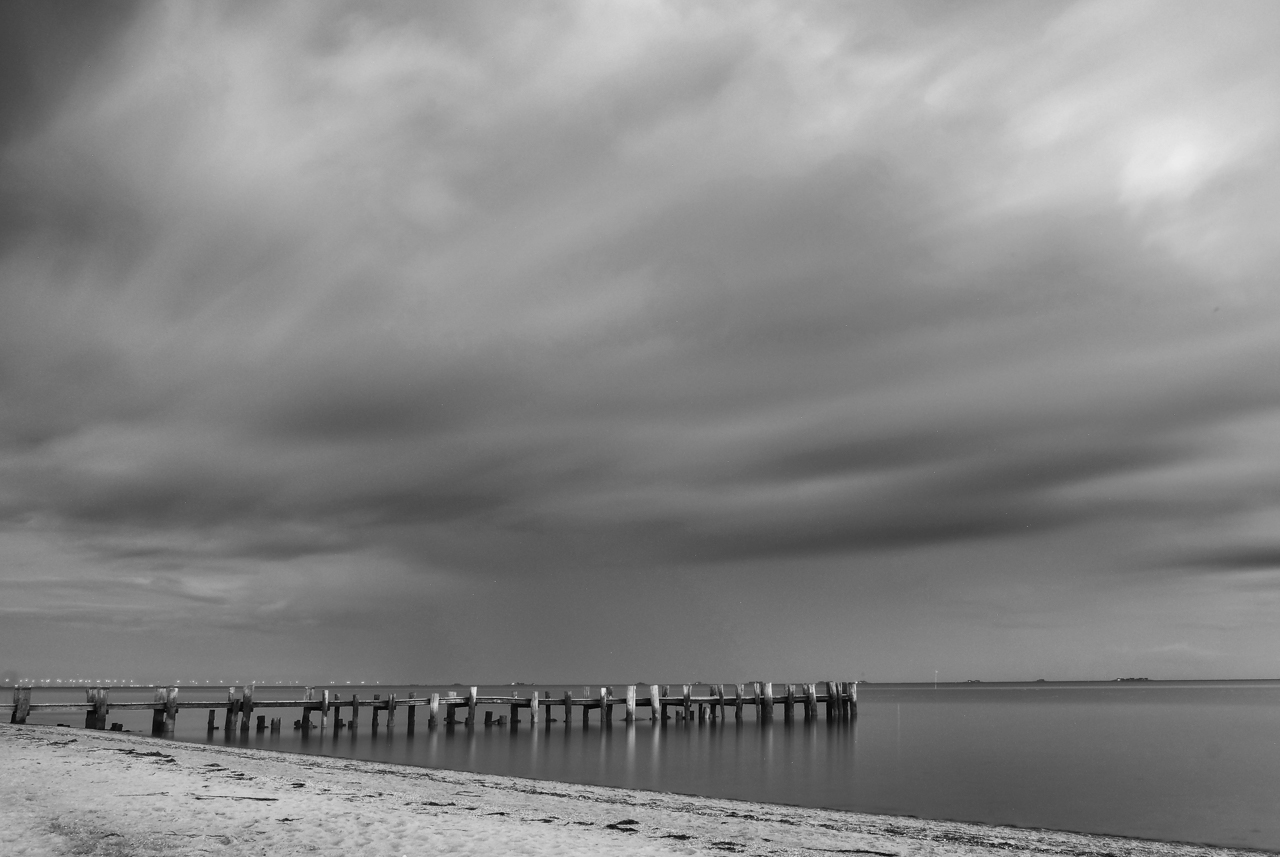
[0,724,1260,857]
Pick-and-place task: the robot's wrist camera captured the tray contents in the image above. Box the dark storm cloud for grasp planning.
[5,0,1280,681]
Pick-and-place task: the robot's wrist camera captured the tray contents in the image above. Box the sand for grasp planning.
[0,724,1260,857]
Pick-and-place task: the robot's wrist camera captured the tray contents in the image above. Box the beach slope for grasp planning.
[0,725,1258,857]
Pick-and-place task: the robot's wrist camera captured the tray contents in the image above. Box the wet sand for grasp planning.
[0,724,1260,857]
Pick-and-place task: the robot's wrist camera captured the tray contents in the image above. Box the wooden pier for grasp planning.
[4,681,857,734]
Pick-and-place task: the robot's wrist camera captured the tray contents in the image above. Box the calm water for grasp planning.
[17,681,1280,851]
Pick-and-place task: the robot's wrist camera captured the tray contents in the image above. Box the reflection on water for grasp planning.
[18,682,1280,851]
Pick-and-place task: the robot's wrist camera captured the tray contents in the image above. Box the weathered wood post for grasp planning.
[157,686,177,734]
[240,685,254,734]
[207,710,217,732]
[388,693,398,731]
[318,689,329,730]
[445,692,458,726]
[407,692,416,732]
[151,687,167,735]
[563,690,573,725]
[85,688,108,730]
[682,685,692,721]
[350,694,359,730]
[825,681,837,721]
[762,682,774,721]
[508,695,520,728]
[581,694,590,726]
[428,692,440,727]
[224,687,238,734]
[751,682,762,720]
[466,687,478,727]
[484,710,494,727]
[530,690,541,725]
[648,685,660,722]
[805,683,817,720]
[602,687,613,726]
[849,681,858,716]
[256,715,266,733]
[660,685,670,721]
[716,685,727,722]
[734,684,744,722]
[625,686,636,723]
[10,687,31,724]
[785,684,796,723]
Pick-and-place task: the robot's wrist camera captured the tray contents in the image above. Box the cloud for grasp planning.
[4,1,1280,678]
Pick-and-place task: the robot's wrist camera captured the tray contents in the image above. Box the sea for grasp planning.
[15,680,1280,852]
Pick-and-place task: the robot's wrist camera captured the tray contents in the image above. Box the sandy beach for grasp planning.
[0,724,1261,857]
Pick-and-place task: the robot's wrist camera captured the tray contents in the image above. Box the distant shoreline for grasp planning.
[1,724,1265,857]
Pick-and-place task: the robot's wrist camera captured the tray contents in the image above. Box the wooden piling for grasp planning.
[682,685,692,721]
[270,717,281,732]
[207,709,217,732]
[484,710,494,727]
[224,687,238,734]
[446,692,458,726]
[350,694,359,730]
[716,685,726,722]
[785,684,795,723]
[387,693,397,731]
[600,687,611,726]
[825,681,837,721]
[10,687,31,724]
[321,689,331,730]
[151,688,167,735]
[529,690,541,725]
[428,693,440,727]
[563,691,573,725]
[408,692,416,732]
[734,684,744,722]
[240,685,254,734]
[762,682,774,721]
[466,687,478,728]
[805,683,817,720]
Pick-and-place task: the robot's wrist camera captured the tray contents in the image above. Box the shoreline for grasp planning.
[1,724,1264,857]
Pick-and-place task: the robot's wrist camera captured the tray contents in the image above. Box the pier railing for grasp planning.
[4,681,856,735]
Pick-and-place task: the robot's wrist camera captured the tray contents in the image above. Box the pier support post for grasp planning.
[716,685,726,722]
[682,685,692,722]
[530,691,541,725]
[752,682,763,720]
[85,688,108,730]
[241,685,254,734]
[734,684,744,722]
[785,685,795,723]
[849,681,857,717]
[320,690,330,730]
[625,686,636,723]
[256,715,266,733]
[805,683,817,721]
[825,681,837,721]
[762,682,774,721]
[152,688,167,735]
[10,687,31,724]
[466,687,477,728]
[207,710,217,732]
[408,692,416,732]
[428,693,440,728]
[224,687,238,735]
[350,694,359,731]
[388,694,397,731]
[601,687,612,726]
[648,685,660,722]
[563,691,573,726]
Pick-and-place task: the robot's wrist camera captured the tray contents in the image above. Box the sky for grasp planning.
[2,0,1280,686]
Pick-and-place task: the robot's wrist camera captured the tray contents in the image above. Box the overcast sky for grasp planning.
[3,0,1279,685]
